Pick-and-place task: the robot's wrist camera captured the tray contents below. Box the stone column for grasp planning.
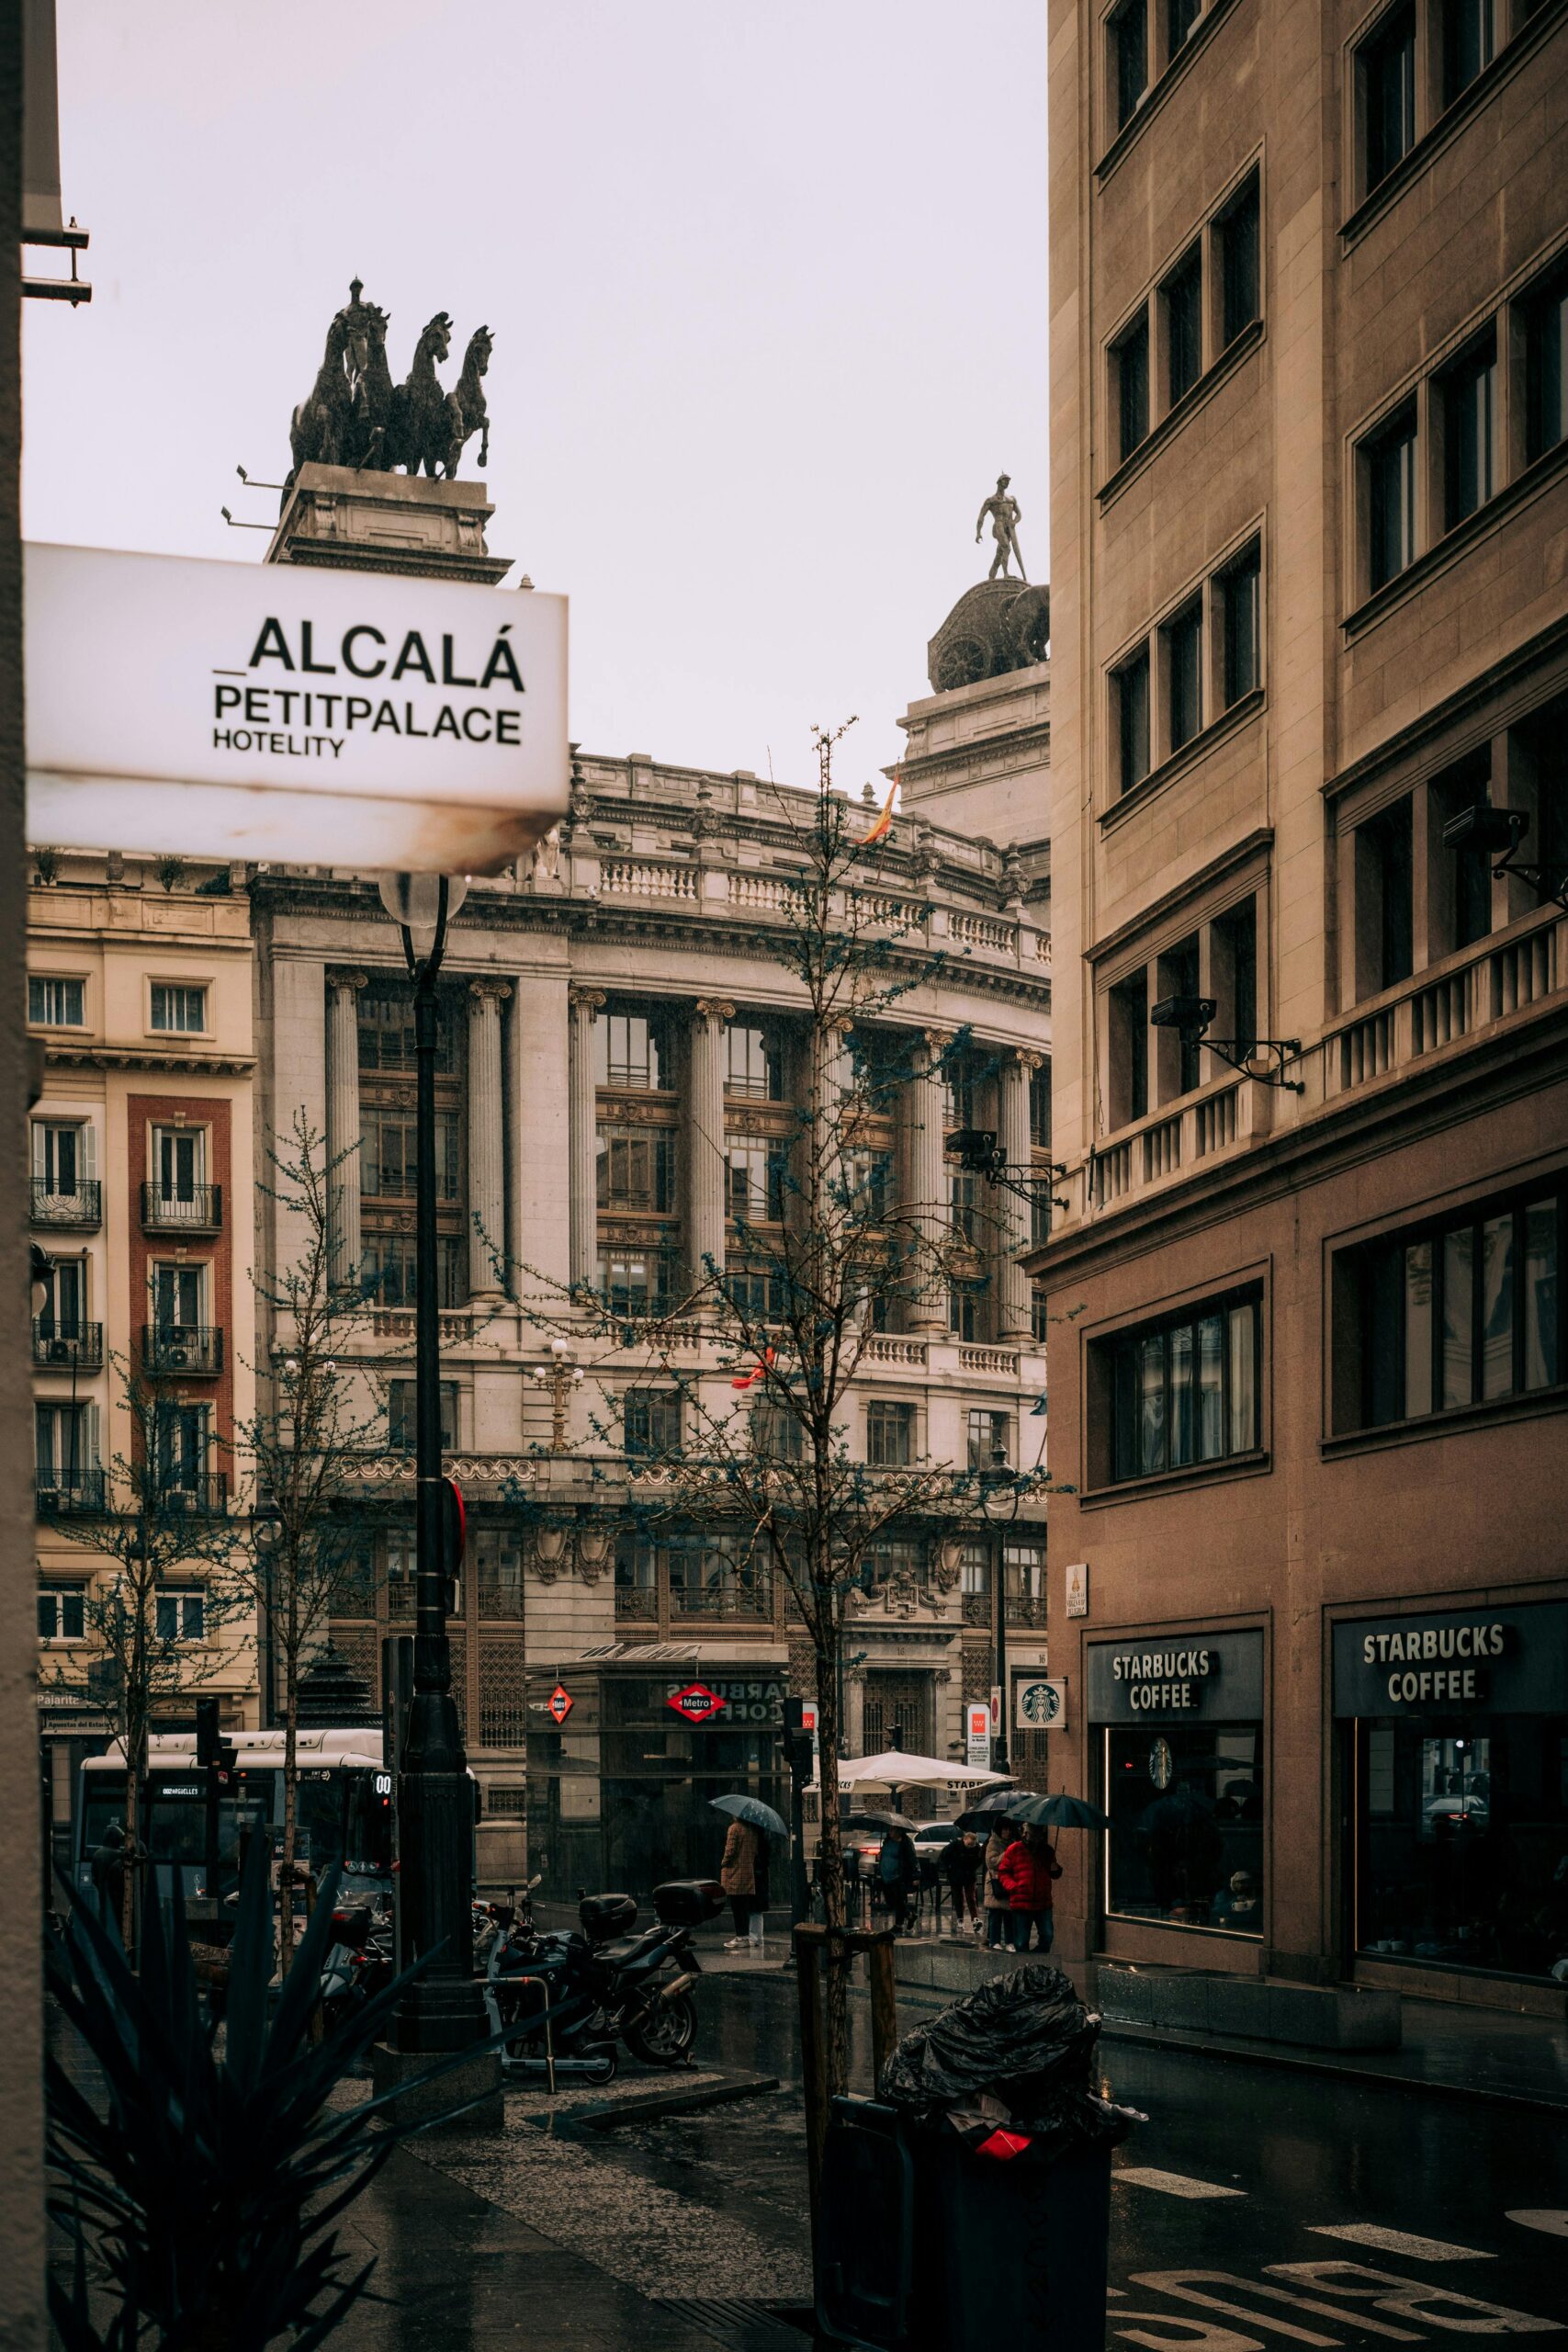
[467,981,511,1296]
[325,971,367,1290]
[905,1026,953,1333]
[996,1048,1040,1342]
[687,998,734,1301]
[568,988,605,1294]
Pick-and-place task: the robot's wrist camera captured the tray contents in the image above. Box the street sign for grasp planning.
[1016,1676,1067,1732]
[667,1682,727,1725]
[965,1703,992,1770]
[989,1685,1002,1734]
[1065,1562,1089,1619]
[547,1684,573,1725]
[24,542,570,873]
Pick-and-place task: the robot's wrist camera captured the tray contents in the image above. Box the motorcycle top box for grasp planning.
[652,1878,726,1928]
[579,1893,638,1942]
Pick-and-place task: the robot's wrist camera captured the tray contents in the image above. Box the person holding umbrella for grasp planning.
[712,1793,784,1951]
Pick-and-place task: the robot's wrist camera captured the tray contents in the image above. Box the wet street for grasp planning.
[330,1966,1568,2349]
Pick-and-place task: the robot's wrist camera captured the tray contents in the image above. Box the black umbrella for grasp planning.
[1032,1792,1111,1831]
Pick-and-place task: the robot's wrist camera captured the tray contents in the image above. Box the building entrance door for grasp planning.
[863,1671,932,1757]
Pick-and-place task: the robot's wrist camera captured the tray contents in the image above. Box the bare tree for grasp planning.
[508,724,1054,2091]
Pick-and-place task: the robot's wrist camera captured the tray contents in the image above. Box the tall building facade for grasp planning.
[250,477,1056,1891]
[1041,0,1568,2004]
[28,854,259,1849]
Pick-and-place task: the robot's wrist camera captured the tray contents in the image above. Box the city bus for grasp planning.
[73,1728,395,1905]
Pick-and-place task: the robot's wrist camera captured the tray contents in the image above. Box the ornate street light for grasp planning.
[375,871,484,2058]
[528,1335,582,1453]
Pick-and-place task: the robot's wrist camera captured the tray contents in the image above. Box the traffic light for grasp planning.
[783,1696,815,1784]
[195,1695,235,1779]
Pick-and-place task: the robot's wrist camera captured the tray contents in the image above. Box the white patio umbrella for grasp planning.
[836,1750,1010,1789]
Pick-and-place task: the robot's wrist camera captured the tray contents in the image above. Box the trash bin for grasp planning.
[815,1964,1141,2352]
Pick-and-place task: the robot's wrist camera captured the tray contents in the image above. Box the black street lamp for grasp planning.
[377,872,485,2057]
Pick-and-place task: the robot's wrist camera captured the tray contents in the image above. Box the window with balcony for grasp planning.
[866,1399,915,1467]
[152,1262,205,1337]
[1156,933,1203,1098]
[594,1007,669,1091]
[362,1108,461,1201]
[1112,314,1150,462]
[847,1146,894,1220]
[34,1121,83,1197]
[1162,250,1203,409]
[357,989,457,1073]
[671,1532,769,1619]
[598,1126,676,1213]
[38,1583,85,1642]
[153,1402,212,1499]
[1163,601,1203,755]
[599,1248,675,1320]
[150,983,207,1035]
[727,1143,785,1224]
[154,1587,206,1643]
[967,1408,1014,1472]
[475,1528,523,1617]
[624,1387,681,1459]
[1114,646,1151,795]
[1110,0,1148,130]
[1432,754,1495,954]
[1004,1539,1046,1606]
[726,1259,785,1322]
[1103,1289,1262,1484]
[1213,897,1258,1060]
[1366,401,1418,591]
[725,1023,783,1100]
[1355,795,1415,994]
[388,1379,458,1452]
[950,1168,987,1248]
[949,1281,987,1343]
[363,1234,463,1308]
[1345,1179,1562,1430]
[35,1257,91,1363]
[1108,967,1149,1127]
[1441,0,1495,104]
[1217,173,1260,349]
[28,975,84,1027]
[1522,265,1567,465]
[1360,3,1416,194]
[1439,331,1496,529]
[35,1402,95,1499]
[1219,541,1261,707]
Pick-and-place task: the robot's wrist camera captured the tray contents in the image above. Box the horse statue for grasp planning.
[347,298,394,469]
[443,325,493,479]
[389,311,454,479]
[288,305,355,484]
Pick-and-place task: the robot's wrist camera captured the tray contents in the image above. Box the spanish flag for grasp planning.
[731,1346,776,1392]
[860,773,898,847]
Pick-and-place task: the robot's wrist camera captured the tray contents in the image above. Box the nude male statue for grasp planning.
[976,474,1027,582]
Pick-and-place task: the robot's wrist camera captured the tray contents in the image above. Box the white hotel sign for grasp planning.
[24,543,570,871]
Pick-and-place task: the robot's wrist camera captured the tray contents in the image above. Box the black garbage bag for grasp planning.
[881,1964,1137,2156]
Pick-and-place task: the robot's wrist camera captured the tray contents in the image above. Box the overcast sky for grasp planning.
[23,0,1047,797]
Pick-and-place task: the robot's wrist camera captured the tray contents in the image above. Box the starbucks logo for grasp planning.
[1019,1679,1061,1726]
[1149,1736,1175,1791]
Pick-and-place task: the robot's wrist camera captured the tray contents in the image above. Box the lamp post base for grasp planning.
[370,2041,503,2134]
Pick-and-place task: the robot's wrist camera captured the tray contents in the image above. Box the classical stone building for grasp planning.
[250,471,1056,1892]
[28,853,260,1852]
[1039,0,1568,2004]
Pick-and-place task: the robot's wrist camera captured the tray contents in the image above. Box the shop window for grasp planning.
[38,1583,85,1642]
[1365,401,1418,591]
[28,975,85,1027]
[1163,603,1202,756]
[1112,314,1150,463]
[1360,3,1416,195]
[1106,1724,1263,1930]
[1342,1178,1563,1431]
[150,983,207,1035]
[1101,1289,1262,1484]
[624,1387,681,1460]
[388,1379,458,1452]
[1161,251,1203,410]
[1217,174,1260,350]
[1522,264,1568,465]
[598,1125,675,1213]
[1219,541,1261,707]
[1110,0,1148,130]
[1438,330,1496,529]
[1113,647,1151,795]
[726,1023,783,1100]
[1441,0,1495,104]
[866,1399,915,1468]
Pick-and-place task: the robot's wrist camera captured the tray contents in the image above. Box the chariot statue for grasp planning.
[286,281,495,488]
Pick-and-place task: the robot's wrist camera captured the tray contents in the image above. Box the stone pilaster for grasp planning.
[687,998,734,1301]
[905,1026,953,1334]
[568,988,605,1293]
[467,981,511,1296]
[997,1047,1041,1341]
[325,971,367,1289]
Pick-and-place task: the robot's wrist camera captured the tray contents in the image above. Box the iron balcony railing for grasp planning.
[670,1579,773,1622]
[30,1179,101,1229]
[158,1473,228,1517]
[141,1182,222,1232]
[142,1324,224,1375]
[32,1318,104,1371]
[35,1468,106,1515]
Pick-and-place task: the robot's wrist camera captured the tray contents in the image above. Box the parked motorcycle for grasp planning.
[319,1895,392,2032]
[485,1877,724,2079]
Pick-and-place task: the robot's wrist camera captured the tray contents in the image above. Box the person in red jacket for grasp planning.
[997,1826,1063,1954]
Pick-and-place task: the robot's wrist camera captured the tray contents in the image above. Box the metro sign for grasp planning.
[667,1682,727,1725]
[547,1684,574,1725]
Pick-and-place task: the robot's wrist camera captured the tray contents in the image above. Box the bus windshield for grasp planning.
[77,1764,393,1886]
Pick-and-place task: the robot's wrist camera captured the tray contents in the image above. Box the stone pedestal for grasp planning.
[369,2041,504,2132]
[268,463,513,586]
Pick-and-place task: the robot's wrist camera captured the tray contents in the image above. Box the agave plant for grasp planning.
[47,1837,486,2352]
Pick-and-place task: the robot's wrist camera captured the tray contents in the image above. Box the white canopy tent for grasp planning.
[835,1750,1010,1789]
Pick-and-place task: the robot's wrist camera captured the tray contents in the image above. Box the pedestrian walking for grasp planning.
[982,1818,1015,1949]
[940,1828,984,1935]
[720,1813,762,1949]
[998,1824,1063,1953]
[876,1823,919,1934]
